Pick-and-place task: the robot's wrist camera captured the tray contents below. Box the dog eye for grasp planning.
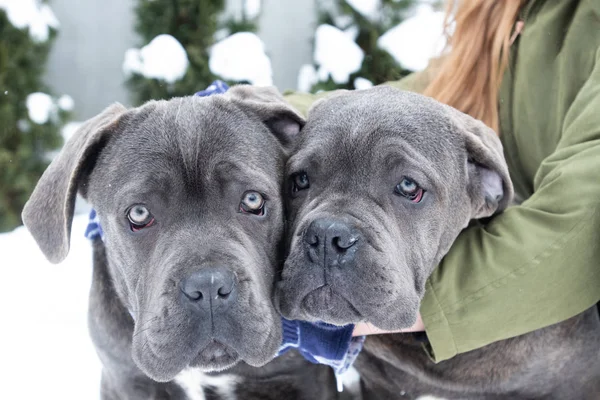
[394,177,425,203]
[240,191,265,216]
[127,205,155,231]
[291,172,310,193]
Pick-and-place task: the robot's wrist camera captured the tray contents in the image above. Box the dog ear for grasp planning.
[22,103,127,264]
[447,108,514,219]
[225,85,305,148]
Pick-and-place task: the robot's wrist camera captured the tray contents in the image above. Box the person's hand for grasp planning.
[352,313,425,336]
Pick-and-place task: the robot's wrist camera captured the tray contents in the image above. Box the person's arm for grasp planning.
[418,48,600,362]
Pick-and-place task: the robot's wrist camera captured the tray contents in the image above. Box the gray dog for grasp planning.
[22,86,339,399]
[275,86,600,399]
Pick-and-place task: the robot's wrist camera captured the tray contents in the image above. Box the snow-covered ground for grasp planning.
[0,214,101,399]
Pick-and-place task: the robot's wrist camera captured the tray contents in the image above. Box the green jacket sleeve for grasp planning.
[283,90,341,118]
[382,69,432,94]
[421,47,600,362]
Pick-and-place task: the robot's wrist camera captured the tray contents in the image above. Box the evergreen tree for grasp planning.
[0,4,68,232]
[311,0,416,92]
[127,0,258,105]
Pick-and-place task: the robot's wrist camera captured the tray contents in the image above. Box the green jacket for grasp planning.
[284,0,600,362]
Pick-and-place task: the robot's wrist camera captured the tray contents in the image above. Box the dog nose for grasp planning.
[180,267,237,311]
[305,218,360,267]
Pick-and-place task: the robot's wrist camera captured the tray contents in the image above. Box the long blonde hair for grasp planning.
[423,0,526,132]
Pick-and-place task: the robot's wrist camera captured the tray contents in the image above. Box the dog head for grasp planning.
[22,86,303,381]
[275,86,512,330]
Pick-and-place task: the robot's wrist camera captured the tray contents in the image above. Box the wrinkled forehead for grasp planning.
[291,88,462,171]
[137,97,280,163]
[98,96,285,191]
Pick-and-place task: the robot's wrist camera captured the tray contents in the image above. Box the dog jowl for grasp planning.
[23,86,304,384]
[275,86,513,331]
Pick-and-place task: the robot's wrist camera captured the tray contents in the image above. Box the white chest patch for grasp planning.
[416,396,448,400]
[174,368,240,400]
[339,366,361,393]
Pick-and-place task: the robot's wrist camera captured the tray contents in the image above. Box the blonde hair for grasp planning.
[423,0,526,132]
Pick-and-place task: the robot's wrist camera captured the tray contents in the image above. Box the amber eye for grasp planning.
[240,191,265,216]
[291,172,310,193]
[394,177,425,203]
[127,205,155,231]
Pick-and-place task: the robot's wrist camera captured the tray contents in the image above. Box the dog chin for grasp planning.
[362,299,420,331]
[189,340,240,372]
[132,336,199,383]
[301,285,362,325]
[133,338,242,382]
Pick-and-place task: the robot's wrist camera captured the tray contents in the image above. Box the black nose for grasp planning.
[305,218,360,267]
[180,267,237,312]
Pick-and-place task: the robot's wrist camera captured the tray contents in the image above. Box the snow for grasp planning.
[343,25,359,42]
[58,94,75,111]
[297,64,318,92]
[298,1,447,91]
[354,77,373,90]
[123,49,143,75]
[26,92,54,124]
[209,32,273,86]
[40,3,59,29]
[317,66,330,82]
[123,34,189,84]
[333,14,353,29]
[346,0,381,21]
[378,4,446,71]
[0,0,60,42]
[1,215,102,399]
[314,24,364,84]
[214,28,230,42]
[244,0,261,19]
